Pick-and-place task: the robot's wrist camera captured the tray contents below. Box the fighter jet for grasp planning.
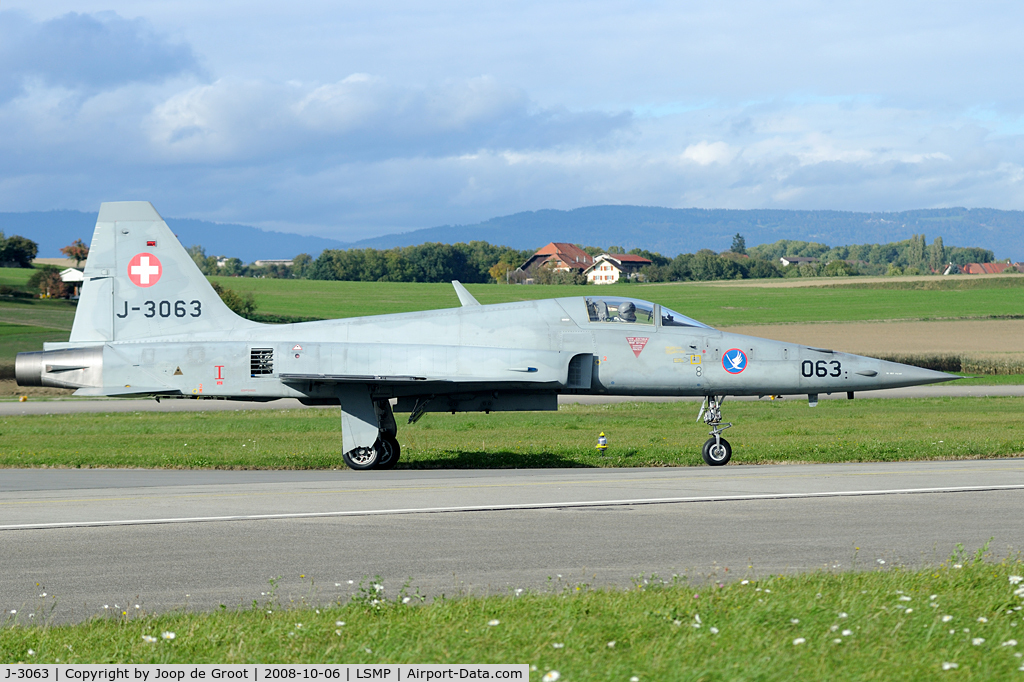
[16,202,959,469]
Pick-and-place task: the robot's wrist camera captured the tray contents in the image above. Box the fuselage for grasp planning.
[19,294,954,405]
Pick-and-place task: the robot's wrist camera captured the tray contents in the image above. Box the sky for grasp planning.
[2,1,1024,240]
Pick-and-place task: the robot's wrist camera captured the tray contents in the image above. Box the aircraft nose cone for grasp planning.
[876,359,960,387]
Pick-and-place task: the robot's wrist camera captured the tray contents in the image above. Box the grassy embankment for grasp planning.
[1,396,1021,469]
[4,553,1024,678]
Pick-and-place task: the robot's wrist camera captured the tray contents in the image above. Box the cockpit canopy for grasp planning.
[585,297,711,329]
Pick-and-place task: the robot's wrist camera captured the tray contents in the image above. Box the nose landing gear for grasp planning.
[697,395,732,466]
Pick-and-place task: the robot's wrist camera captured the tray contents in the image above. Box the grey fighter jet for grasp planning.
[16,202,959,469]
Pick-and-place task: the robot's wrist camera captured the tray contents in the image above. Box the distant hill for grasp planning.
[3,205,1022,262]
[0,210,347,261]
[348,206,1024,259]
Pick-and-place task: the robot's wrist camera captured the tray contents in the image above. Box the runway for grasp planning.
[1,383,1022,415]
[2,460,1023,623]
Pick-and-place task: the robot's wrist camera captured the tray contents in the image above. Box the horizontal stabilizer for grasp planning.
[280,373,436,384]
[73,387,182,397]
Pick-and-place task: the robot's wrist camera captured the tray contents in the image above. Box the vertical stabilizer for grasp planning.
[70,201,260,342]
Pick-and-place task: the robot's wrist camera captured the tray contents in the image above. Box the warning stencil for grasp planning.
[627,336,649,357]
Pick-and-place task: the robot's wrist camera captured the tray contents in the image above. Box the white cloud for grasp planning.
[682,141,734,166]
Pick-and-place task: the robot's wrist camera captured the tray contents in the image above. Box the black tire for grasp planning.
[343,446,379,470]
[701,437,732,466]
[374,435,401,470]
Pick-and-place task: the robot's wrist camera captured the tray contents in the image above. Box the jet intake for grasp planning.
[16,347,103,389]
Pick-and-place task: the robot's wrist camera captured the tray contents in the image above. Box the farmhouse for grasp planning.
[962,262,1021,274]
[519,242,594,272]
[584,253,653,284]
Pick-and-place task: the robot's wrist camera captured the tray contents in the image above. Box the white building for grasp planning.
[583,253,653,284]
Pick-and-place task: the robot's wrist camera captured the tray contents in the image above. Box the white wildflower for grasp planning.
[142,635,157,643]
[941,662,958,670]
[793,638,806,645]
[161,632,175,640]
[1003,640,1018,647]
[336,621,345,626]
[27,649,35,656]
[488,619,500,626]
[839,612,848,619]
[1010,576,1023,585]
[978,617,988,623]
[740,580,749,585]
[402,597,411,604]
[899,596,912,602]
[906,609,914,614]
[830,625,839,632]
[790,618,799,624]
[607,641,615,648]
[842,629,853,637]
[942,615,953,622]
[972,637,985,645]
[552,643,564,648]
[710,627,719,634]
[954,564,963,569]
[542,672,560,682]
[833,638,842,644]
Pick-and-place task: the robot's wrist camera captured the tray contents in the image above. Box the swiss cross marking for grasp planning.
[128,253,162,287]
[626,336,649,357]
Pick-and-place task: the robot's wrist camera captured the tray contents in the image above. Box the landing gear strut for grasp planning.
[697,395,732,466]
[339,389,402,470]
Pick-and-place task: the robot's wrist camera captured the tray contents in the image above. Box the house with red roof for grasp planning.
[583,253,653,284]
[519,242,595,273]
[962,262,1017,275]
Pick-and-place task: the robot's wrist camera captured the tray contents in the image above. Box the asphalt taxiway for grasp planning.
[1,460,1022,622]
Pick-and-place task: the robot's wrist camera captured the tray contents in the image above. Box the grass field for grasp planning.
[4,554,1024,679]
[1,397,1020,469]
[209,275,1024,326]
[0,266,36,288]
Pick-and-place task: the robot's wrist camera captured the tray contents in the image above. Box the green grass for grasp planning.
[0,322,70,360]
[0,397,1020,469]
[0,266,36,288]
[4,554,1024,679]
[0,298,76,330]
[947,374,1024,385]
[209,276,1024,327]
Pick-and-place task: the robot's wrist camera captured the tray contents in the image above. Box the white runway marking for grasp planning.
[4,483,1023,531]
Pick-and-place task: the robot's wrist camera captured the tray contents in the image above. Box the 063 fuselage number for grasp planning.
[117,300,201,319]
[801,359,841,378]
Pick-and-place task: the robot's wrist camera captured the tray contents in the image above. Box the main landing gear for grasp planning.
[342,433,401,471]
[339,390,402,470]
[697,395,732,466]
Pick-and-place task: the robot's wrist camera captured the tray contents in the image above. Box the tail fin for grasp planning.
[70,201,259,343]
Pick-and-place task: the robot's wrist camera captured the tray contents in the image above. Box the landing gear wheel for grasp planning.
[343,446,379,471]
[374,435,401,470]
[702,437,732,466]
